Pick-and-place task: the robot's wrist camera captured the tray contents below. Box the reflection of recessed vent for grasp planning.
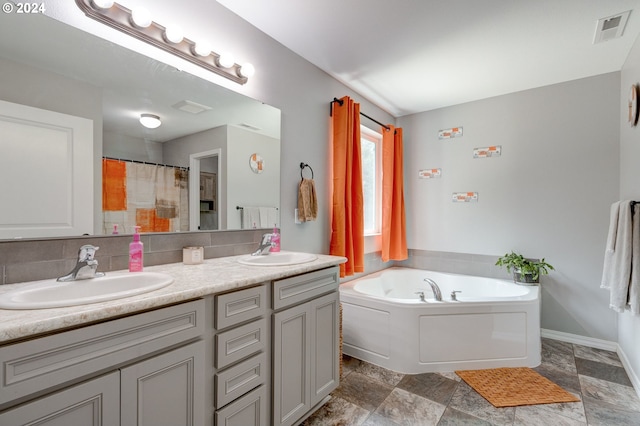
[594,10,631,44]
[172,100,212,114]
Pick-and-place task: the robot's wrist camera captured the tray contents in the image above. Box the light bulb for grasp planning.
[91,0,114,9]
[130,7,152,28]
[139,114,161,129]
[217,53,235,68]
[239,62,255,78]
[164,25,184,44]
[193,41,211,57]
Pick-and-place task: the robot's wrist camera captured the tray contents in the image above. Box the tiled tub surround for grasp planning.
[0,229,266,285]
[0,251,344,343]
[342,249,515,284]
[303,339,640,426]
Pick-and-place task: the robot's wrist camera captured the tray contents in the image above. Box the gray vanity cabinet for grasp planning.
[0,371,120,426]
[272,267,340,426]
[120,340,205,426]
[0,299,204,426]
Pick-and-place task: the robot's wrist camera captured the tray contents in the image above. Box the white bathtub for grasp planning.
[340,267,541,374]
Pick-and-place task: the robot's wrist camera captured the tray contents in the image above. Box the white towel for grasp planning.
[601,200,633,313]
[242,207,260,229]
[631,207,640,314]
[601,201,621,289]
[259,207,278,228]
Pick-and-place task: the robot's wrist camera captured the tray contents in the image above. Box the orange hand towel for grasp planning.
[298,178,318,222]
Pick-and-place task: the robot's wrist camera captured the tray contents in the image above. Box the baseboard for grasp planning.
[541,328,640,399]
[616,344,640,399]
[540,328,617,351]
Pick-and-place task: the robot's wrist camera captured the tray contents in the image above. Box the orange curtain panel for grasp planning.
[102,158,127,211]
[381,126,408,262]
[330,96,365,277]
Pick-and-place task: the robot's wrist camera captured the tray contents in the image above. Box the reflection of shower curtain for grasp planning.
[102,159,189,234]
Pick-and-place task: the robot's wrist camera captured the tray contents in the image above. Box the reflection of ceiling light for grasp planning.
[130,7,152,28]
[140,113,161,129]
[172,100,212,114]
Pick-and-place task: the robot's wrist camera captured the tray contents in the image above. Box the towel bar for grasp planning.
[300,162,314,180]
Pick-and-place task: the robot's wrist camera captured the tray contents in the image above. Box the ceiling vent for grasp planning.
[171,100,212,114]
[593,10,631,44]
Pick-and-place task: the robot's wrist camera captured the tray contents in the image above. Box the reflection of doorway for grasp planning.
[189,149,222,231]
[199,160,217,230]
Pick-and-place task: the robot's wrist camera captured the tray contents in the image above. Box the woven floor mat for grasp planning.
[455,367,580,408]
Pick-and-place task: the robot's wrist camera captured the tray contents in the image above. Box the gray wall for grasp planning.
[398,73,621,341]
[619,31,640,388]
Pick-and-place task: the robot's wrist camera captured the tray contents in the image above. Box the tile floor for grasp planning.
[302,338,640,425]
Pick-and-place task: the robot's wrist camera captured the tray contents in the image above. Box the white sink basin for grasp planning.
[237,251,317,266]
[0,272,174,310]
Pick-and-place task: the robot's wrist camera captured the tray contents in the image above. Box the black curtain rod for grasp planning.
[103,156,189,171]
[330,97,391,131]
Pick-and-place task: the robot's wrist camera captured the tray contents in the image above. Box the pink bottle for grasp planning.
[129,226,144,272]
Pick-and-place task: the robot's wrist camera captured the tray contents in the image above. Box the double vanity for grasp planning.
[0,251,345,426]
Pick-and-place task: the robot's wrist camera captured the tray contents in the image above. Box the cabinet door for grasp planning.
[310,291,340,407]
[121,341,205,426]
[273,302,311,426]
[0,371,119,426]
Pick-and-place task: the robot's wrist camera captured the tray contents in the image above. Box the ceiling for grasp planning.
[216,0,640,117]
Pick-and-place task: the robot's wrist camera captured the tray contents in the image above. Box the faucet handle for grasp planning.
[261,233,273,244]
[78,244,99,262]
[451,290,462,301]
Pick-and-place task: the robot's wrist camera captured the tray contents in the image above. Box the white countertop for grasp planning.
[0,253,346,344]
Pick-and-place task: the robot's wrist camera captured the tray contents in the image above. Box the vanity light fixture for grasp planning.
[216,52,235,69]
[139,113,161,129]
[91,0,114,9]
[130,7,153,29]
[75,0,252,85]
[163,25,184,44]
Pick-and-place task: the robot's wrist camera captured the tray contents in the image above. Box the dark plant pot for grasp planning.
[513,271,539,285]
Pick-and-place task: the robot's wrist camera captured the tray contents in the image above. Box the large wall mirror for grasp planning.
[0,11,280,240]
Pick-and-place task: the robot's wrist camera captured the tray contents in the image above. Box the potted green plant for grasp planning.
[495,251,554,284]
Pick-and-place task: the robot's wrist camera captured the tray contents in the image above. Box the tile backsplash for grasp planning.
[0,234,509,285]
[0,229,265,285]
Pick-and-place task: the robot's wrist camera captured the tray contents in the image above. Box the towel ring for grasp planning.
[300,162,314,180]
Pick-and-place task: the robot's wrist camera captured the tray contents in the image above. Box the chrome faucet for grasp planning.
[252,233,275,256]
[415,291,426,302]
[424,278,442,301]
[57,245,105,282]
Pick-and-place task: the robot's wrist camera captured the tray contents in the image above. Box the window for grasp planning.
[361,125,382,235]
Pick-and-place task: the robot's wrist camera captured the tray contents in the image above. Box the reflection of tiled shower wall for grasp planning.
[0,229,264,285]
[341,249,510,283]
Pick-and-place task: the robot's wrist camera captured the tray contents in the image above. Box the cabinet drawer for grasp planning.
[215,384,267,426]
[0,299,204,409]
[215,285,267,330]
[272,266,339,310]
[215,318,268,369]
[215,352,267,408]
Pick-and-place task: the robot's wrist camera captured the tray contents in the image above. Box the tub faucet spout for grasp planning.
[424,278,442,301]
